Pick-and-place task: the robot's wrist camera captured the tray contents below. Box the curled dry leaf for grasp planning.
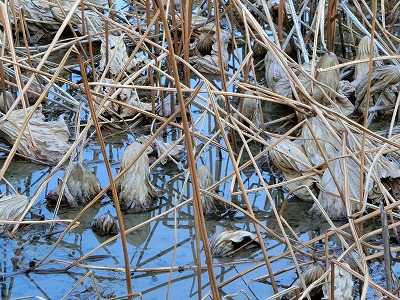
[119,88,152,118]
[264,51,292,98]
[66,162,101,203]
[100,78,152,118]
[91,211,119,235]
[155,95,182,118]
[297,62,312,94]
[99,35,129,76]
[11,0,107,34]
[116,141,158,212]
[191,13,216,32]
[11,0,61,32]
[190,30,231,73]
[99,35,150,76]
[268,137,320,201]
[347,133,400,181]
[0,107,70,164]
[46,178,78,208]
[322,262,353,300]
[237,91,261,127]
[298,56,353,115]
[153,139,185,164]
[209,229,260,257]
[137,135,185,164]
[346,133,400,203]
[51,3,104,35]
[196,32,214,55]
[338,80,356,99]
[0,194,29,233]
[285,263,324,299]
[309,156,360,220]
[197,165,226,215]
[355,65,400,114]
[0,91,16,114]
[301,116,341,166]
[313,52,340,103]
[352,36,378,86]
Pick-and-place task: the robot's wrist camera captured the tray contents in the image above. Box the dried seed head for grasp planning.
[91,211,119,235]
[209,229,260,257]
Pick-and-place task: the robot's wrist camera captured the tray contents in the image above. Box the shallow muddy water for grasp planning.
[0,131,325,299]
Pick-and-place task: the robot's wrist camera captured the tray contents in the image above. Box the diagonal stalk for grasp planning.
[154,0,220,298]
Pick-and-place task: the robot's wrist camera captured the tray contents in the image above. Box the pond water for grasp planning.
[0,128,329,300]
[1,1,400,299]
[1,97,397,299]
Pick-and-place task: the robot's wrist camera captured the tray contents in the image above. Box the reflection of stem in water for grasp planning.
[27,167,52,197]
[25,273,52,299]
[1,245,11,299]
[24,173,32,198]
[134,219,160,267]
[132,270,202,297]
[189,265,242,298]
[136,237,191,268]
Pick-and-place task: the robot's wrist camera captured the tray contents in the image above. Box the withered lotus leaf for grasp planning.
[0,194,29,232]
[0,91,16,114]
[238,91,261,127]
[285,263,324,299]
[196,165,226,215]
[209,229,260,257]
[353,36,378,87]
[355,65,400,114]
[189,30,231,73]
[153,140,185,165]
[0,107,70,164]
[136,135,185,165]
[91,211,118,235]
[301,116,341,166]
[268,137,320,201]
[66,162,101,203]
[264,51,292,98]
[46,178,78,208]
[313,52,340,104]
[116,142,158,212]
[309,156,360,220]
[99,35,135,76]
[196,32,213,55]
[322,262,353,300]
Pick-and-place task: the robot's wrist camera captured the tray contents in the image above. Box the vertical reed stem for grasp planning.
[77,53,134,300]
